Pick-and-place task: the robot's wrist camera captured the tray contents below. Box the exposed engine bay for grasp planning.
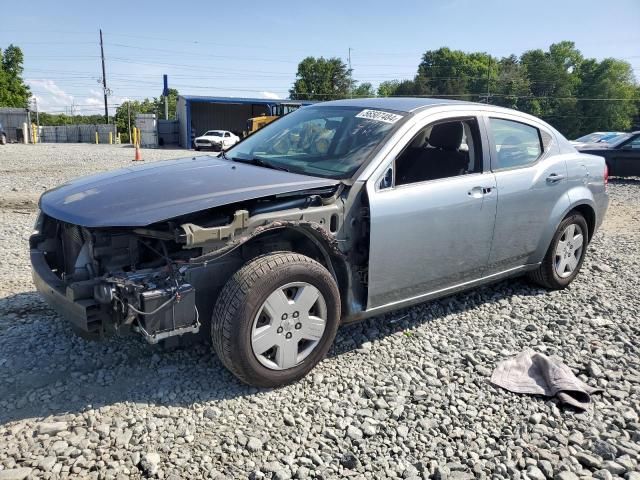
[30,183,370,344]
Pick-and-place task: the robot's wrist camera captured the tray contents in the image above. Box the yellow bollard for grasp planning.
[132,128,137,146]
[109,132,113,145]
[95,131,99,144]
[32,124,38,144]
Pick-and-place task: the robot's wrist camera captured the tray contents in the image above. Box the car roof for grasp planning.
[316,97,478,113]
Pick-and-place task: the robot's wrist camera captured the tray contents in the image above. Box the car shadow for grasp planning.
[0,277,547,425]
[610,177,640,185]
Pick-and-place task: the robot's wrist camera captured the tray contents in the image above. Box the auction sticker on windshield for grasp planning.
[355,109,404,124]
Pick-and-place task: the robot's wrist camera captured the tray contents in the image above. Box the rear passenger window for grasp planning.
[489,118,542,170]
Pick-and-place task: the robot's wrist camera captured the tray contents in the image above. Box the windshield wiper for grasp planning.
[231,157,290,172]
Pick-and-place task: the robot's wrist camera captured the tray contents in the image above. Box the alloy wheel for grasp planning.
[553,223,584,278]
[251,282,327,370]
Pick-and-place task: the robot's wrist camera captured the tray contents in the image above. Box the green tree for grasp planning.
[414,47,496,99]
[0,44,31,108]
[114,89,179,142]
[576,58,638,134]
[352,82,375,97]
[520,41,583,136]
[290,57,351,100]
[377,80,401,97]
[492,55,531,110]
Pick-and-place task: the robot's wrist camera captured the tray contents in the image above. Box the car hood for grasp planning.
[39,155,341,227]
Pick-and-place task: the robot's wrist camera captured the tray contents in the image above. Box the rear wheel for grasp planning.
[0,134,6,145]
[194,147,200,151]
[211,252,340,387]
[528,213,589,289]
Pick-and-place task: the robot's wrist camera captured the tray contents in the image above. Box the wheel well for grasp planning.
[569,204,596,241]
[239,227,350,307]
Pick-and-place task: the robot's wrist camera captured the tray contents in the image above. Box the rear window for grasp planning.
[489,118,543,170]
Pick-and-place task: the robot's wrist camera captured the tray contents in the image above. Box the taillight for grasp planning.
[604,163,609,188]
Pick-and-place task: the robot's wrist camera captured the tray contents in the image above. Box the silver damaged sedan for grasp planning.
[31,98,609,387]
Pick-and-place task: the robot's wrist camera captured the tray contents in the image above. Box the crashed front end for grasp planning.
[29,186,350,344]
[30,213,202,343]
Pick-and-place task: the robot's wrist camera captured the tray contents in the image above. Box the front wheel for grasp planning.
[0,134,6,145]
[528,213,589,289]
[211,252,341,387]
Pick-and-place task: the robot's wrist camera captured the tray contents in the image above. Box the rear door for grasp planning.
[366,112,497,309]
[485,115,569,272]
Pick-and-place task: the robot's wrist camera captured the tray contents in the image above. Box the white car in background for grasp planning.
[194,130,239,151]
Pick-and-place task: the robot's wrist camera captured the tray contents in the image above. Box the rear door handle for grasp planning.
[468,186,493,198]
[546,173,565,184]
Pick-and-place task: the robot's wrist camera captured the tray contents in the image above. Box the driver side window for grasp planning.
[393,118,482,186]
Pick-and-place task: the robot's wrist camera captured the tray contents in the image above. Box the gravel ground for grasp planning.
[0,144,639,480]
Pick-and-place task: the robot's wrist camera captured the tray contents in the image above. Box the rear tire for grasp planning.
[194,147,200,151]
[0,134,6,145]
[528,213,589,289]
[211,252,341,387]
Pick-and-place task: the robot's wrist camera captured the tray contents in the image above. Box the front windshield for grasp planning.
[225,105,406,179]
[205,131,223,137]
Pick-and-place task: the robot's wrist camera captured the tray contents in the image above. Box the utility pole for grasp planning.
[485,57,491,104]
[127,102,132,144]
[163,74,169,120]
[348,47,353,98]
[99,29,109,124]
[33,97,39,129]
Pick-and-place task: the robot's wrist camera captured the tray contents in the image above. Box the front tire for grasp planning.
[528,213,589,289]
[0,134,6,145]
[211,252,340,387]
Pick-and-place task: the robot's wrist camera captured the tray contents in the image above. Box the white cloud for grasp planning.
[260,91,281,100]
[27,79,74,111]
[26,79,131,116]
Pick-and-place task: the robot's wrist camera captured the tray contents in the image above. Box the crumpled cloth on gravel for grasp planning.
[491,349,602,410]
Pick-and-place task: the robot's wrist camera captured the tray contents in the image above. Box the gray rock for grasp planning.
[37,457,57,471]
[0,469,32,480]
[602,460,626,475]
[575,452,603,469]
[529,413,543,425]
[554,472,580,480]
[340,452,359,470]
[37,422,68,435]
[246,437,263,452]
[526,466,546,480]
[347,425,363,441]
[140,452,161,476]
[593,470,613,480]
[538,460,553,479]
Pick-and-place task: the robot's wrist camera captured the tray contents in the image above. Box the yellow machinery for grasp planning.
[246,103,303,135]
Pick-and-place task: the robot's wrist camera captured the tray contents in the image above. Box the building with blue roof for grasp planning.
[176,95,314,148]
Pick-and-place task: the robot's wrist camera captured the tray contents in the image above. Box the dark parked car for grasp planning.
[0,122,6,145]
[30,98,609,387]
[578,131,640,177]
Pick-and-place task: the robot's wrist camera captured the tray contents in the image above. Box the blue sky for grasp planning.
[2,0,639,115]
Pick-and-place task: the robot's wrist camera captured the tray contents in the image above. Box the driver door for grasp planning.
[365,114,497,309]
